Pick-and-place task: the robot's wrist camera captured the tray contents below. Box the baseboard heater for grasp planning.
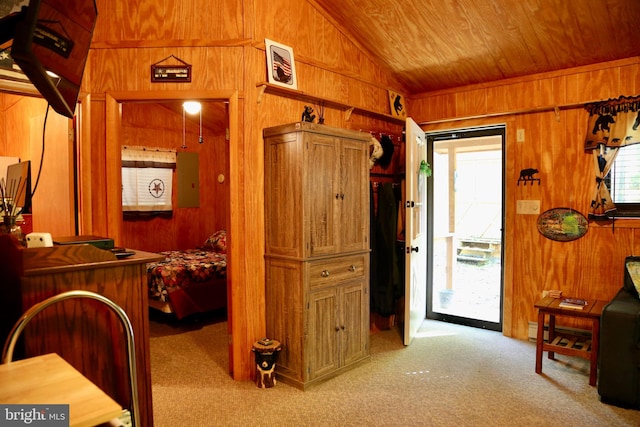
[527,321,591,342]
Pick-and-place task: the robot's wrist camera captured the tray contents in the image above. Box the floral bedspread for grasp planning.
[147,249,227,303]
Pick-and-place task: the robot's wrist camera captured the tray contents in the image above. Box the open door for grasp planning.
[403,117,428,345]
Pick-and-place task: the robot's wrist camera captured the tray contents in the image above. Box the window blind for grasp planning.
[611,144,640,203]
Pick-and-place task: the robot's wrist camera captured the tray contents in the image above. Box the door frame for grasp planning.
[425,125,506,332]
[97,91,240,375]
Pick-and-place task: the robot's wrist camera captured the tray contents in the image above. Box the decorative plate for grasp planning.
[537,208,588,242]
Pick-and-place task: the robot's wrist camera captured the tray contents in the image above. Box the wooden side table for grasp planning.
[534,296,606,386]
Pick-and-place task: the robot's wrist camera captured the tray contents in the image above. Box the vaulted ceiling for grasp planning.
[314,0,640,95]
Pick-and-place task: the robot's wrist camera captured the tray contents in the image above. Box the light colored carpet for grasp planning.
[150,315,640,426]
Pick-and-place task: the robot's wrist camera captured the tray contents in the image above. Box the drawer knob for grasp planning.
[349,265,356,272]
[321,270,330,277]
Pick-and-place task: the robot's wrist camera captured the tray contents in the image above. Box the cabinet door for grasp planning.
[264,132,305,258]
[265,258,304,381]
[339,280,369,366]
[339,138,369,253]
[307,287,339,380]
[306,133,340,257]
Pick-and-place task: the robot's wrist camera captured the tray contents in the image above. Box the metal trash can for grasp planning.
[252,338,282,388]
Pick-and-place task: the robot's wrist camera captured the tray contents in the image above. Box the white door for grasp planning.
[404,117,428,345]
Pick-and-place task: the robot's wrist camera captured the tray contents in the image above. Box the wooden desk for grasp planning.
[534,296,606,386]
[0,353,122,426]
[0,236,163,427]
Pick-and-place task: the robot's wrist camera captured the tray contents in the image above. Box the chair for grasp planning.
[1,290,140,427]
[598,256,640,408]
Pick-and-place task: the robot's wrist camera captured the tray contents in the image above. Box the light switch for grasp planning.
[516,128,525,142]
[516,199,540,215]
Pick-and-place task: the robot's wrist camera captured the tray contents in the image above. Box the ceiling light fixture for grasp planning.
[181,101,203,147]
[182,101,201,115]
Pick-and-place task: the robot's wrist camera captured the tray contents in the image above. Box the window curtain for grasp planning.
[584,95,640,219]
[121,146,176,213]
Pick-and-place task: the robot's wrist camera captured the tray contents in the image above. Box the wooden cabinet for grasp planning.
[264,122,370,389]
[264,122,370,258]
[308,276,369,380]
[0,236,162,427]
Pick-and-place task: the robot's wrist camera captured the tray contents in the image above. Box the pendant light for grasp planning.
[182,101,203,148]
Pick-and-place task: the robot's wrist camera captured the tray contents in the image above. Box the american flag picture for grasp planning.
[265,39,297,89]
[271,49,292,83]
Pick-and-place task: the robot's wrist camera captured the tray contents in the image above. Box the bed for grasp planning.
[146,230,228,319]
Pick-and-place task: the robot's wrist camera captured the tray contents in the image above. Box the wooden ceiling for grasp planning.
[313,0,640,94]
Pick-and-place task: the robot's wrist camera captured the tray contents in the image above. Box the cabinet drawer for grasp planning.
[309,255,366,288]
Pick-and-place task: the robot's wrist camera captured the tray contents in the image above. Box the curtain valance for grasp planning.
[584,95,640,150]
[584,95,640,220]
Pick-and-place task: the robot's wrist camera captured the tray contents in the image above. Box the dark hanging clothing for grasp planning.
[370,182,379,309]
[371,182,401,316]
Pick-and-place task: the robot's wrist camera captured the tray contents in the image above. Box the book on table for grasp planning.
[559,298,588,310]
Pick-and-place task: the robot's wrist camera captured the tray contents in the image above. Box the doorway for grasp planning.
[426,126,505,331]
[101,91,239,375]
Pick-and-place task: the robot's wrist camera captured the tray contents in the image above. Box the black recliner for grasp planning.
[598,255,640,408]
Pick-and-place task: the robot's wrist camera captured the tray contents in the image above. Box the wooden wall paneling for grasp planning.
[455,88,487,119]
[239,71,268,382]
[501,121,517,337]
[201,133,229,235]
[290,1,315,54]
[89,47,243,93]
[0,95,7,150]
[323,71,349,116]
[87,98,109,237]
[164,1,244,40]
[105,94,123,245]
[358,78,381,115]
[77,95,93,234]
[93,0,243,42]
[589,68,622,101]
[0,96,75,237]
[223,91,242,379]
[619,63,640,94]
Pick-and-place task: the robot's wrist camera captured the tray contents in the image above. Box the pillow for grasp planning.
[203,230,227,253]
[625,259,640,299]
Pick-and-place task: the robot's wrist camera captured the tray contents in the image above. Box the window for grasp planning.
[121,146,176,215]
[607,143,640,217]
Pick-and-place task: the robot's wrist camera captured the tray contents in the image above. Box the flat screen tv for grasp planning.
[9,0,97,118]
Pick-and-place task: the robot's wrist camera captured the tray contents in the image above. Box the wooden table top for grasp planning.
[0,353,122,427]
[534,296,606,318]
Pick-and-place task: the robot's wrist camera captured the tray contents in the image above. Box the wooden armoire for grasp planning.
[263,121,371,390]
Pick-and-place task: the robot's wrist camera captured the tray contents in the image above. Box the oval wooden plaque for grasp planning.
[537,208,588,242]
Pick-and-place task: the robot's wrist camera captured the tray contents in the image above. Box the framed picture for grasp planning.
[265,38,297,90]
[388,90,407,118]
